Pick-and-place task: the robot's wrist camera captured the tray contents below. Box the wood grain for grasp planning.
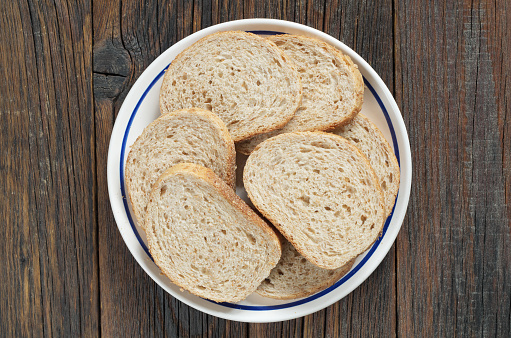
[394,0,511,336]
[1,0,510,336]
[0,0,98,336]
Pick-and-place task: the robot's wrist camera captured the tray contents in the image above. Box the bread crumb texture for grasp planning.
[236,34,364,154]
[256,239,354,299]
[125,108,235,229]
[160,31,302,142]
[145,163,281,303]
[244,132,384,269]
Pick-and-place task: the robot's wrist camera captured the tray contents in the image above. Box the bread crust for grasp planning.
[159,31,303,142]
[333,113,400,217]
[236,34,364,155]
[146,163,282,303]
[256,247,355,300]
[271,34,364,132]
[244,131,385,270]
[124,108,236,229]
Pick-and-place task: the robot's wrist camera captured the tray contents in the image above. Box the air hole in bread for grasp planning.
[256,80,261,86]
[298,195,310,205]
[310,141,333,149]
[313,169,320,174]
[277,269,284,276]
[334,211,341,217]
[304,231,317,243]
[300,258,307,263]
[361,215,367,224]
[381,181,387,190]
[324,206,332,211]
[221,229,226,235]
[342,204,351,213]
[246,233,257,244]
[389,173,393,183]
[197,285,206,290]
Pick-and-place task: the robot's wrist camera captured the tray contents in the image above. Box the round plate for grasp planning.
[107,19,412,323]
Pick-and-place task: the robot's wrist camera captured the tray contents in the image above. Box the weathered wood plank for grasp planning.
[0,0,97,336]
[0,3,45,336]
[93,0,168,336]
[394,0,511,336]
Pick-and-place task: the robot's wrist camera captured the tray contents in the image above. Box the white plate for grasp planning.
[107,19,412,323]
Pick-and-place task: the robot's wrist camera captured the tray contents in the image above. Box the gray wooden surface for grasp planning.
[0,0,509,336]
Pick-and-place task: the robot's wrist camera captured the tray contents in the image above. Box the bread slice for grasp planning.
[125,108,235,229]
[236,34,364,154]
[256,238,354,299]
[332,114,400,217]
[159,31,302,142]
[144,163,281,303]
[243,132,384,269]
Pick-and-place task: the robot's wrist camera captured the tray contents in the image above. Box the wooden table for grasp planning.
[1,0,510,336]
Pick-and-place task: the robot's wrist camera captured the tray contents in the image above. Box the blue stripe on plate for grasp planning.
[119,31,400,311]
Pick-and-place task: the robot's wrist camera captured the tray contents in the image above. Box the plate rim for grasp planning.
[107,18,412,323]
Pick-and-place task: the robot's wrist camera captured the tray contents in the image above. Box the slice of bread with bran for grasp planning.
[236,34,363,154]
[332,114,400,217]
[243,132,384,270]
[125,108,235,230]
[160,31,302,142]
[256,238,354,299]
[145,163,281,303]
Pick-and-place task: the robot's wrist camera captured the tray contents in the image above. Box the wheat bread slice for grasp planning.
[236,34,364,154]
[332,114,400,217]
[256,238,354,299]
[243,132,384,269]
[159,31,302,142]
[125,108,235,229]
[145,163,281,303]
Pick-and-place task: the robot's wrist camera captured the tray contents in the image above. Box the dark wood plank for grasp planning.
[93,0,169,336]
[0,4,45,336]
[395,0,511,336]
[0,0,98,336]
